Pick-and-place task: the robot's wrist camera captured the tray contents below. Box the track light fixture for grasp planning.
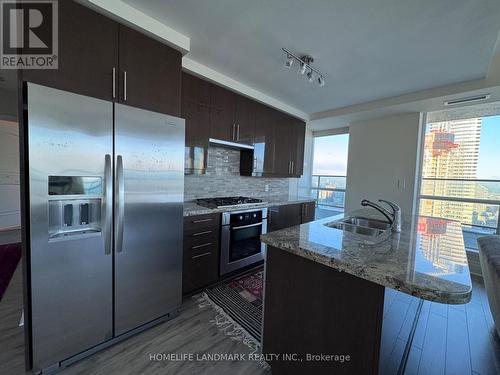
[282,48,325,87]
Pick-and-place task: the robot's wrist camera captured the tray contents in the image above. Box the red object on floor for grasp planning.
[0,242,21,302]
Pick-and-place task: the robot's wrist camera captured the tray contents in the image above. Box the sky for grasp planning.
[312,134,349,175]
[477,115,500,179]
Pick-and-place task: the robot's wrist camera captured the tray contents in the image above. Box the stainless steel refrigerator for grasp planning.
[24,83,185,372]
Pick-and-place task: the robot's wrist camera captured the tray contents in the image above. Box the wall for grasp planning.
[0,120,20,230]
[184,146,290,200]
[344,112,423,216]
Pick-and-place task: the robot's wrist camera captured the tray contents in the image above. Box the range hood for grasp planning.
[209,138,254,150]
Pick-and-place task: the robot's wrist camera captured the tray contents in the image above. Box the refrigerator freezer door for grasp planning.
[114,103,185,335]
[27,84,113,371]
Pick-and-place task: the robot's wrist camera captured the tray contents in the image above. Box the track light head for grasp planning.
[318,75,325,87]
[298,62,307,75]
[284,54,294,68]
[307,70,315,82]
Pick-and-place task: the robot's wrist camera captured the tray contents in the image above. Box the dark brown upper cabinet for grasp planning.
[234,96,256,144]
[182,73,211,174]
[291,119,306,177]
[209,84,237,141]
[250,103,277,175]
[273,114,294,176]
[21,0,119,101]
[21,1,182,116]
[118,25,182,116]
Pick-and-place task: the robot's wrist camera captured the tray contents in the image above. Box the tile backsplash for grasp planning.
[184,146,290,200]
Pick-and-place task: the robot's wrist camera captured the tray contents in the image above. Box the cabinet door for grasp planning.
[301,202,316,223]
[209,85,236,141]
[253,104,276,175]
[21,0,118,101]
[182,73,211,173]
[268,204,302,232]
[273,113,294,176]
[292,120,306,176]
[234,96,255,144]
[119,25,181,116]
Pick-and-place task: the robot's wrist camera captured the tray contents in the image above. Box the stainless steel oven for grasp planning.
[220,208,267,275]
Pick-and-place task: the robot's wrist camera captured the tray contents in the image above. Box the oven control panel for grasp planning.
[230,210,262,226]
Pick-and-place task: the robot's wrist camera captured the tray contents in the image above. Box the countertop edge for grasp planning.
[261,225,473,305]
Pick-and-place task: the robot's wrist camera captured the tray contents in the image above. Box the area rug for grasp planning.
[199,269,264,352]
[0,242,22,302]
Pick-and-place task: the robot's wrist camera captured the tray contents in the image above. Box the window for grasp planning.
[311,133,349,219]
[418,115,500,251]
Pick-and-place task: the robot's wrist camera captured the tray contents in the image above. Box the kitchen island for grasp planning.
[259,209,472,375]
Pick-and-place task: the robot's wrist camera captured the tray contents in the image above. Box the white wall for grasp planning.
[0,120,20,230]
[345,112,423,216]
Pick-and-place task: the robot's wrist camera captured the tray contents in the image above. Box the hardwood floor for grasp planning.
[0,264,266,375]
[381,276,500,375]
[1,263,499,375]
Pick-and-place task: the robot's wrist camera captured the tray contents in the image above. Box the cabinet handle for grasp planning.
[192,242,212,250]
[237,124,240,141]
[191,251,212,260]
[112,67,116,99]
[192,218,212,224]
[232,123,236,141]
[193,230,212,236]
[288,161,291,174]
[291,161,294,174]
[123,71,127,101]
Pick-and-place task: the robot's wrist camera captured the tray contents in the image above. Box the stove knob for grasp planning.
[239,215,243,220]
[253,213,257,218]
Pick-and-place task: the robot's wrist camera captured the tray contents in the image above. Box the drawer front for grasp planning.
[184,213,220,231]
[182,246,219,294]
[184,237,219,259]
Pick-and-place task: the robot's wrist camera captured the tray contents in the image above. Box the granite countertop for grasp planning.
[183,195,315,216]
[260,209,472,304]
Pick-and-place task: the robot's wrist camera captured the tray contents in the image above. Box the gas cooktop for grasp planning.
[196,196,266,209]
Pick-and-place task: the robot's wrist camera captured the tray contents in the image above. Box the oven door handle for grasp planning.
[231,222,263,230]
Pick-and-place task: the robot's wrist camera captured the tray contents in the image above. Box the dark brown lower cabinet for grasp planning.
[183,213,221,294]
[268,202,316,232]
[301,201,316,223]
[263,246,384,375]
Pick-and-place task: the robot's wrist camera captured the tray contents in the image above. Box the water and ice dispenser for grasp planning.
[48,176,103,241]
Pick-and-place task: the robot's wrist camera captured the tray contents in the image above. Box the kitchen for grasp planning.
[1,1,500,374]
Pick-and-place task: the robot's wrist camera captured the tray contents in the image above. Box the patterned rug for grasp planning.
[0,242,22,302]
[200,269,263,349]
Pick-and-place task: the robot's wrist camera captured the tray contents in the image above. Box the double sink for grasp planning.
[325,216,393,244]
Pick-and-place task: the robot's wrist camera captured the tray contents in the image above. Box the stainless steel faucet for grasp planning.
[361,199,401,232]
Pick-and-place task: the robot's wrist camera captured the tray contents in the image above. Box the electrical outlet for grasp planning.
[265,184,269,192]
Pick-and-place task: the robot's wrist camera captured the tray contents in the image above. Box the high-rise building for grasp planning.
[420,118,482,225]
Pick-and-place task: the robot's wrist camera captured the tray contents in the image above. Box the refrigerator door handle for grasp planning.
[103,154,113,255]
[115,155,125,253]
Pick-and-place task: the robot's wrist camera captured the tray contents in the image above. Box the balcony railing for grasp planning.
[311,175,346,218]
[419,177,500,251]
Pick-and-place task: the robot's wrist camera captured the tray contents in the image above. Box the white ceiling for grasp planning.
[123,0,500,115]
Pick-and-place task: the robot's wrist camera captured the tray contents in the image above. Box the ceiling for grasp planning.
[123,0,500,115]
